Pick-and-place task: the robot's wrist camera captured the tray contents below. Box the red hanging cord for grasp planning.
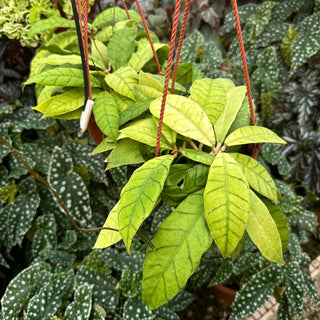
[135,0,163,75]
[121,0,131,19]
[170,0,191,93]
[155,0,182,157]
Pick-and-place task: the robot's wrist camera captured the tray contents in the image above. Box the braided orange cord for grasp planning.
[121,0,131,19]
[170,0,191,94]
[135,0,162,75]
[155,0,182,157]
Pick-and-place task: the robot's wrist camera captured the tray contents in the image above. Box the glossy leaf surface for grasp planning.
[150,95,215,146]
[142,190,212,309]
[118,155,174,252]
[204,153,249,257]
[181,149,214,166]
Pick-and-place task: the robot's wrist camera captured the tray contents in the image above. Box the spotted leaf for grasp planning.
[204,153,249,257]
[117,269,142,298]
[119,155,174,252]
[142,190,212,309]
[123,295,154,320]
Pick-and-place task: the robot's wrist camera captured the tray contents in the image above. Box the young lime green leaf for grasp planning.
[225,126,286,146]
[129,40,169,72]
[134,85,162,100]
[91,137,116,154]
[28,16,75,38]
[93,91,119,142]
[230,153,280,202]
[33,88,91,118]
[139,71,164,92]
[120,117,172,149]
[53,108,83,120]
[119,99,152,126]
[142,190,212,309]
[106,139,145,169]
[94,202,122,249]
[118,155,174,253]
[150,95,215,146]
[181,149,214,166]
[189,78,228,124]
[262,198,289,252]
[153,117,177,146]
[214,86,247,143]
[37,86,61,105]
[246,191,283,264]
[25,68,101,88]
[204,153,249,257]
[111,91,135,113]
[91,40,110,69]
[105,66,138,100]
[108,27,136,71]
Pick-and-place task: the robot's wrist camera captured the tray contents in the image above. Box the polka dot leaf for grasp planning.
[123,295,154,320]
[117,269,142,298]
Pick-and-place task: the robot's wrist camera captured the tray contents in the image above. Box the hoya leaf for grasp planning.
[204,153,249,257]
[25,68,101,88]
[227,97,251,134]
[27,270,74,320]
[230,153,279,202]
[64,284,93,320]
[92,7,141,29]
[189,78,228,125]
[94,202,121,249]
[290,13,320,75]
[174,62,204,88]
[116,269,142,298]
[129,40,169,72]
[230,264,283,320]
[108,27,136,71]
[48,147,92,226]
[91,40,109,68]
[106,139,145,169]
[37,85,62,105]
[105,66,138,100]
[225,126,286,146]
[181,149,214,166]
[139,71,164,92]
[93,91,119,142]
[33,88,87,118]
[28,16,75,38]
[120,99,152,126]
[153,117,177,147]
[118,155,174,252]
[284,261,305,317]
[214,86,247,143]
[111,91,135,113]
[45,29,78,49]
[246,191,283,264]
[210,260,233,286]
[150,95,215,146]
[1,262,51,320]
[120,117,172,149]
[142,190,212,309]
[262,198,289,252]
[53,109,83,120]
[123,295,154,320]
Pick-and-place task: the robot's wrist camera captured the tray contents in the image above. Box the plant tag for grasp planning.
[80,99,94,133]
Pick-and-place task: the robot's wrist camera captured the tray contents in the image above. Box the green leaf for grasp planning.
[1,262,51,320]
[120,99,152,126]
[94,202,122,249]
[214,86,247,143]
[0,183,18,204]
[92,7,141,29]
[93,91,119,142]
[281,25,297,66]
[123,295,154,320]
[129,40,169,72]
[28,16,75,38]
[230,264,283,320]
[139,71,164,92]
[134,85,163,100]
[105,66,138,100]
[246,191,283,264]
[290,13,320,75]
[33,88,87,118]
[91,40,109,69]
[117,269,142,298]
[262,198,289,252]
[210,260,233,286]
[254,1,279,38]
[150,95,215,146]
[108,27,136,71]
[106,139,145,169]
[64,284,93,320]
[25,68,101,88]
[120,117,172,149]
[142,190,212,309]
[27,270,74,320]
[230,153,279,202]
[111,91,135,113]
[228,97,251,134]
[91,137,116,154]
[225,126,286,146]
[174,62,204,88]
[189,78,228,125]
[204,153,249,257]
[152,117,177,147]
[181,149,214,166]
[118,155,174,252]
[284,261,305,317]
